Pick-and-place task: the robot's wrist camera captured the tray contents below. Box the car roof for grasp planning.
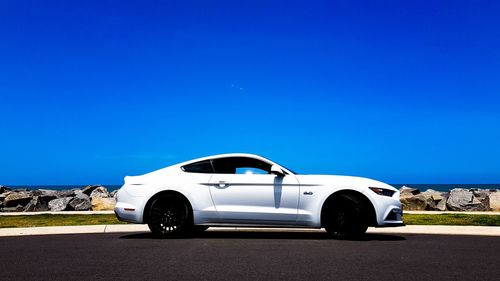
[164,153,294,175]
[178,153,271,166]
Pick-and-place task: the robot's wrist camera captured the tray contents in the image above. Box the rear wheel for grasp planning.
[147,195,191,238]
[192,226,209,234]
[193,226,209,232]
[324,195,368,239]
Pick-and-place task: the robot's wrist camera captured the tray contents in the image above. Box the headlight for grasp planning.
[369,187,396,197]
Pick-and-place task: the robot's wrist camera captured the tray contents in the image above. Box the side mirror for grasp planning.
[270,165,285,176]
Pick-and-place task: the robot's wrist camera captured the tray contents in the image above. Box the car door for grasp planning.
[208,157,300,224]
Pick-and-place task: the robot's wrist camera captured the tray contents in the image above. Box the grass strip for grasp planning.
[0,213,499,228]
[403,214,500,226]
[0,214,126,228]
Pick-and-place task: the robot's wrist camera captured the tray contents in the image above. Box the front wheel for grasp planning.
[147,195,191,238]
[324,195,368,239]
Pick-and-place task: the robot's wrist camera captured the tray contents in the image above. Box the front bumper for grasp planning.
[377,207,404,226]
[371,191,404,227]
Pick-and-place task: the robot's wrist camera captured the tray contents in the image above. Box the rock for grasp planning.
[24,196,49,212]
[90,186,109,198]
[55,189,75,198]
[399,186,425,210]
[471,189,490,210]
[48,197,72,211]
[91,197,116,211]
[400,188,449,211]
[3,191,33,208]
[73,189,83,196]
[435,197,448,211]
[33,189,57,197]
[400,186,421,195]
[109,190,118,198]
[68,193,91,211]
[82,185,104,196]
[32,189,58,203]
[489,190,500,211]
[0,185,12,194]
[446,189,487,211]
[2,205,25,212]
[420,189,448,211]
[22,190,59,212]
[400,194,426,210]
[0,192,8,202]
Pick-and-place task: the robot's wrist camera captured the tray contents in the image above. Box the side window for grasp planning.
[235,167,268,175]
[181,160,214,173]
[212,157,272,174]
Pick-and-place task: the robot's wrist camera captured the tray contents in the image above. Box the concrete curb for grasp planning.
[0,224,148,236]
[367,225,500,236]
[0,225,499,238]
[0,211,115,216]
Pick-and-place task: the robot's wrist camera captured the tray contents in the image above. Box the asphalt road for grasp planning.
[1,231,499,281]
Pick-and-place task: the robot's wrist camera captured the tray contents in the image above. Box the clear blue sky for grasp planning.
[1,1,499,185]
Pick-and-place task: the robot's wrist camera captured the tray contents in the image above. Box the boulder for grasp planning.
[73,189,83,196]
[91,197,116,211]
[400,193,428,210]
[399,186,426,210]
[24,196,49,212]
[420,189,448,211]
[435,197,448,211]
[471,189,490,210]
[489,190,500,211]
[90,186,109,198]
[3,191,33,208]
[109,190,118,198]
[55,189,75,198]
[400,188,449,211]
[0,192,8,202]
[446,188,488,211]
[32,189,58,202]
[400,186,421,195]
[0,185,12,194]
[2,205,25,212]
[68,193,91,211]
[48,197,72,211]
[82,185,104,196]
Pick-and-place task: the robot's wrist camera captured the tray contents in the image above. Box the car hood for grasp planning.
[294,174,396,191]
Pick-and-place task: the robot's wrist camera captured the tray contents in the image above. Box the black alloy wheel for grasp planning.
[148,195,191,238]
[324,195,368,239]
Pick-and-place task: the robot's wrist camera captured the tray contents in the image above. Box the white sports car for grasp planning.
[115,153,403,238]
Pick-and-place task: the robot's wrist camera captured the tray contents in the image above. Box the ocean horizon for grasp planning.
[4,184,500,193]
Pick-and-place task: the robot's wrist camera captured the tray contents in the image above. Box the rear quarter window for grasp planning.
[181,160,214,173]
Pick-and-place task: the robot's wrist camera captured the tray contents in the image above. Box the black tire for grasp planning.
[324,195,368,239]
[147,195,192,238]
[192,226,209,233]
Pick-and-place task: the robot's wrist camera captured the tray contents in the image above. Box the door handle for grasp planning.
[218,181,229,188]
